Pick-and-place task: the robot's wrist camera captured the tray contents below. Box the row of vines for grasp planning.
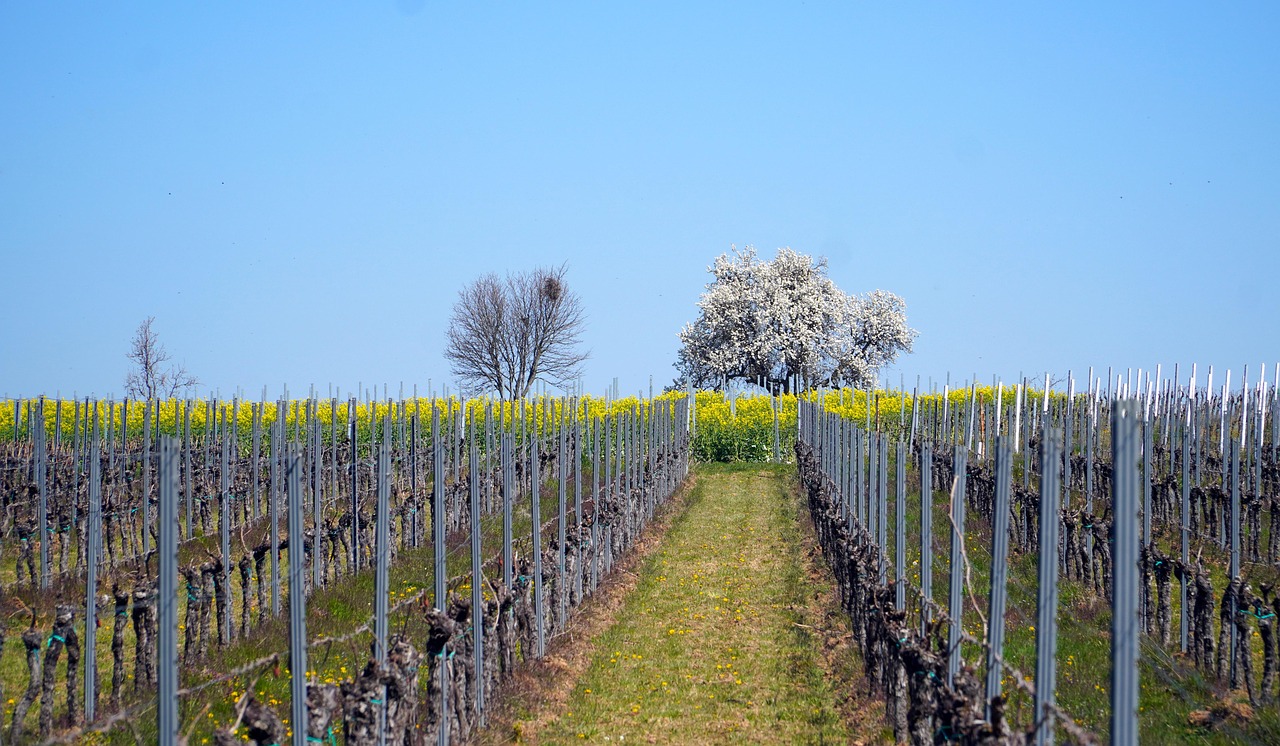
[800,370,1280,743]
[0,391,690,744]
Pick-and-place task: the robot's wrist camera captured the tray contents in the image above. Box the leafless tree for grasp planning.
[445,264,588,399]
[123,316,199,399]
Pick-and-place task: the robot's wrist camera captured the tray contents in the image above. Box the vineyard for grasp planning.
[0,393,690,744]
[795,374,1280,744]
[0,374,1278,744]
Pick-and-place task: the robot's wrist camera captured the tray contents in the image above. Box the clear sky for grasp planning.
[3,2,1277,400]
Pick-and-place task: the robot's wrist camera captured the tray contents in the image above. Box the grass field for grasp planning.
[538,463,873,744]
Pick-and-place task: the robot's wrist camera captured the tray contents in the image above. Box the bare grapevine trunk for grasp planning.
[57,508,71,576]
[132,581,157,689]
[1216,579,1241,682]
[241,697,286,745]
[1267,590,1280,703]
[112,585,129,706]
[238,555,252,638]
[64,614,81,728]
[253,546,268,625]
[1236,606,1256,704]
[11,628,41,743]
[39,606,74,737]
[1154,546,1173,645]
[1195,567,1215,671]
[212,557,228,645]
[306,683,342,745]
[182,566,201,664]
[386,636,423,744]
[16,521,36,584]
[341,659,386,746]
[199,561,215,659]
[890,651,909,742]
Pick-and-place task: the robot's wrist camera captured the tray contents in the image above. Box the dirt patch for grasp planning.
[474,473,699,745]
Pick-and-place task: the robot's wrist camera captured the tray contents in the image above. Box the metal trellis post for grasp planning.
[85,440,101,720]
[895,440,906,610]
[947,445,968,685]
[1034,430,1063,746]
[159,437,180,746]
[1111,402,1140,746]
[920,441,933,631]
[532,436,546,657]
[287,447,308,746]
[470,439,485,727]
[985,436,1013,717]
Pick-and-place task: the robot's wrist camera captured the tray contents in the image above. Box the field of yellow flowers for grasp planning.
[0,393,691,444]
[2,385,1062,464]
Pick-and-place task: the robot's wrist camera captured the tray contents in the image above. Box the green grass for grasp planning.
[541,463,851,744]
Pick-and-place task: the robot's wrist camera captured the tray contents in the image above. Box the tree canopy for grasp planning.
[675,247,915,393]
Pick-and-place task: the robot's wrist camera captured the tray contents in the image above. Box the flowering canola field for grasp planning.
[2,386,1062,464]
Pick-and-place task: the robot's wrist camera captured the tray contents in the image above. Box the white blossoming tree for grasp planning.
[675,247,916,393]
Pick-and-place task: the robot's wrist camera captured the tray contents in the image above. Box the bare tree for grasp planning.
[445,264,588,399]
[445,274,507,395]
[123,317,199,399]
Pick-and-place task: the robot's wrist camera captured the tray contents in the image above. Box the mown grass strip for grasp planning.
[542,464,849,744]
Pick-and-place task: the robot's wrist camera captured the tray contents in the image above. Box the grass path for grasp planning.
[538,463,865,744]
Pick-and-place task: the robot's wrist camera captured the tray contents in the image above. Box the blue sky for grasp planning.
[2,2,1277,400]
